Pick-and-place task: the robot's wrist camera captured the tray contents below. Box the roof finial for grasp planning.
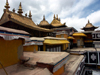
[25,13,27,17]
[58,18,60,21]
[43,15,45,20]
[18,2,23,15]
[54,14,55,19]
[12,8,15,13]
[29,11,32,19]
[88,20,90,23]
[5,0,10,11]
[56,14,58,20]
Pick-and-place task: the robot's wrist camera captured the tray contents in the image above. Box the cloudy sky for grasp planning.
[0,0,100,31]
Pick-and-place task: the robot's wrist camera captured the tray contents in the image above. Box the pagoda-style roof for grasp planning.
[50,14,66,27]
[0,10,52,32]
[81,20,98,30]
[38,15,50,26]
[0,1,53,32]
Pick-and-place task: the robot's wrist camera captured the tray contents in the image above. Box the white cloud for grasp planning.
[61,10,100,31]
[87,10,100,24]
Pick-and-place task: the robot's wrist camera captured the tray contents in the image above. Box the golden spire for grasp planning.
[43,15,45,20]
[54,14,55,19]
[56,14,58,20]
[5,0,10,11]
[29,11,32,19]
[88,20,90,23]
[18,2,23,15]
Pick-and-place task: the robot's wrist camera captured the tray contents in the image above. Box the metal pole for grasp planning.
[0,62,8,75]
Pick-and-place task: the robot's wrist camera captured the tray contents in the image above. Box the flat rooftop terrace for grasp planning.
[69,48,100,54]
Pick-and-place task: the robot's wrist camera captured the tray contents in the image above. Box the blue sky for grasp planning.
[0,0,100,31]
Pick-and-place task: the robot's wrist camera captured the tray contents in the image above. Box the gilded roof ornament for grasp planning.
[88,20,90,23]
[56,14,58,20]
[81,20,98,30]
[54,14,55,19]
[5,0,10,11]
[43,15,45,21]
[19,2,22,10]
[12,8,15,13]
[29,11,32,19]
[25,13,27,17]
[58,18,60,21]
[18,2,23,15]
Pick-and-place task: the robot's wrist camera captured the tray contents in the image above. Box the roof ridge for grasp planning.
[8,10,32,20]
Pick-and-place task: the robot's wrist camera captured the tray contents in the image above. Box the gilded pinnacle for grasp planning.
[25,13,27,17]
[13,8,15,12]
[19,2,22,9]
[56,14,58,20]
[29,11,32,19]
[18,2,23,15]
[5,0,10,10]
[58,18,60,21]
[88,20,90,23]
[54,14,55,19]
[43,15,45,20]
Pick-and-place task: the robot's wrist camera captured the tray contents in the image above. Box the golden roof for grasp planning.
[39,15,50,26]
[73,32,87,37]
[0,10,53,32]
[67,36,75,39]
[85,20,94,28]
[81,20,98,30]
[51,14,65,27]
[44,39,69,45]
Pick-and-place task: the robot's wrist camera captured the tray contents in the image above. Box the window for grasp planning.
[61,34,64,38]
